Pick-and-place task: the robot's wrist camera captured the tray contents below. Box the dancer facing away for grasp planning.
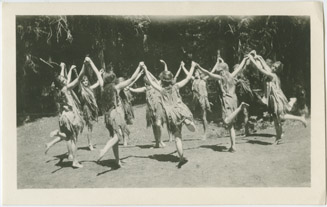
[197,56,250,153]
[247,53,306,145]
[180,62,214,140]
[45,61,87,168]
[97,62,143,167]
[75,57,102,151]
[117,77,135,146]
[143,61,196,168]
[129,73,167,148]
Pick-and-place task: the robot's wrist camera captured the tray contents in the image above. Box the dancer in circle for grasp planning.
[117,77,135,146]
[45,60,86,168]
[143,61,196,168]
[97,62,143,167]
[180,63,212,140]
[197,56,250,152]
[247,52,307,144]
[75,57,102,151]
[129,72,167,148]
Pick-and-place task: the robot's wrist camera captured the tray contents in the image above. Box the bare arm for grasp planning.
[90,81,100,90]
[160,59,168,71]
[143,64,162,92]
[197,64,223,80]
[129,87,146,93]
[128,70,144,87]
[67,64,85,90]
[248,55,274,79]
[231,57,248,78]
[256,56,272,73]
[174,65,183,81]
[85,57,104,87]
[59,62,67,78]
[181,62,195,80]
[115,63,143,90]
[176,61,196,88]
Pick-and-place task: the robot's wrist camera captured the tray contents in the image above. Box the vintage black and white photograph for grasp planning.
[14,14,313,189]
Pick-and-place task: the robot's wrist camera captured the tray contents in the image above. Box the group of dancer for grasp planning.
[45,50,307,169]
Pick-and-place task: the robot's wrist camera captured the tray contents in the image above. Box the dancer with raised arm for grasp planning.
[143,61,196,168]
[129,73,167,148]
[76,57,102,151]
[247,53,307,145]
[117,77,135,146]
[180,62,212,140]
[197,56,250,152]
[45,61,86,168]
[97,62,143,167]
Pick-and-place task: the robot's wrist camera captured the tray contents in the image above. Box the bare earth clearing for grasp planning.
[18,104,310,188]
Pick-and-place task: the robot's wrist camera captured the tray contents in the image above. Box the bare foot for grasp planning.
[184,119,196,132]
[88,144,94,151]
[45,144,50,154]
[68,154,73,161]
[49,129,59,138]
[177,157,188,168]
[301,117,307,128]
[72,162,83,168]
[97,149,105,162]
[159,141,166,148]
[228,147,236,153]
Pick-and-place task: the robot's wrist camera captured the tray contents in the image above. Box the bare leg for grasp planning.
[228,125,236,152]
[155,119,165,147]
[201,109,208,140]
[224,102,249,125]
[174,126,188,168]
[273,115,283,144]
[281,113,307,127]
[71,138,83,168]
[243,107,250,136]
[98,132,119,162]
[152,125,159,147]
[66,140,73,160]
[112,141,122,167]
[87,126,94,151]
[45,136,62,154]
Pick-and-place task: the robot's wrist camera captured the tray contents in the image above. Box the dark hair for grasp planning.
[103,71,117,86]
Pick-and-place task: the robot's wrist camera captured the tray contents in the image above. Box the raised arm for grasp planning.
[256,55,272,73]
[128,69,144,87]
[143,64,163,92]
[174,64,183,81]
[231,57,249,78]
[67,65,75,84]
[129,87,146,93]
[176,61,196,88]
[180,61,195,80]
[248,55,274,79]
[60,62,67,78]
[197,64,223,80]
[160,59,168,71]
[67,64,86,90]
[85,57,104,87]
[115,62,143,90]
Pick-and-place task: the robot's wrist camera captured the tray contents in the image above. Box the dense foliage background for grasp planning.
[16,15,310,124]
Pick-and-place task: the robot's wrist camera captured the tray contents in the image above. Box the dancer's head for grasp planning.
[159,70,174,87]
[55,75,67,89]
[81,75,90,87]
[271,61,283,74]
[215,62,229,74]
[103,71,117,86]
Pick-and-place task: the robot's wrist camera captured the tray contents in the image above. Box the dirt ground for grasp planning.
[17,104,310,188]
